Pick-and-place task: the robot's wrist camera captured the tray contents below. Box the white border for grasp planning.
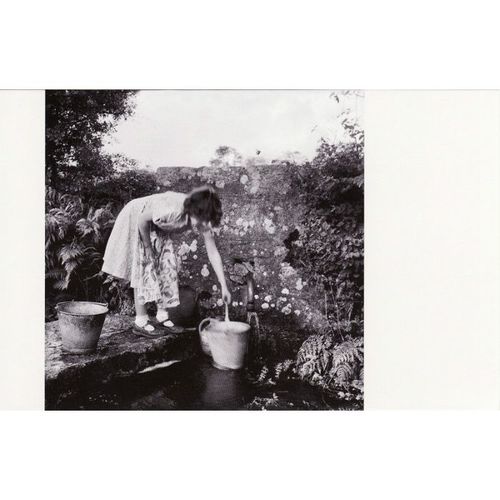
[365,90,500,408]
[0,90,45,410]
[1,1,500,88]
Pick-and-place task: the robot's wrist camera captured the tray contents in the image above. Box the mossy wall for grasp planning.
[156,164,327,331]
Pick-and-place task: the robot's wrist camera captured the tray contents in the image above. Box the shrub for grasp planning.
[45,187,131,320]
[83,167,158,208]
[46,90,137,192]
[287,139,364,330]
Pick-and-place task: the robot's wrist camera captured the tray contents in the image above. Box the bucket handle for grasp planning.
[198,317,213,335]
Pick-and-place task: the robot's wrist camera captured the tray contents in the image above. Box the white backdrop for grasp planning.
[1,90,499,409]
[1,1,500,497]
[365,90,500,408]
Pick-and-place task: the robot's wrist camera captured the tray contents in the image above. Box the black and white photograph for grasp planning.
[3,3,500,499]
[45,90,364,410]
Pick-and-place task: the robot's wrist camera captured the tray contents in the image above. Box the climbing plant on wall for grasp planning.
[287,122,364,333]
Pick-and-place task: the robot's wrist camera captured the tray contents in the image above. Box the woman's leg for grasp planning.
[156,307,170,324]
[134,231,163,332]
[134,288,165,333]
[133,287,152,329]
[134,288,148,318]
[155,238,180,326]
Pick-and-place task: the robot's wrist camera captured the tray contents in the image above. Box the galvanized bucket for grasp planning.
[56,301,109,354]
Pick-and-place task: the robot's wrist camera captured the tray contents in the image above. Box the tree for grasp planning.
[46,90,137,192]
[209,145,242,168]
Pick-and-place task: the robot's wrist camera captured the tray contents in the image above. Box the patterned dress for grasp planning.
[102,191,190,308]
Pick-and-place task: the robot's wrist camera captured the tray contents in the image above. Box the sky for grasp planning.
[103,90,364,168]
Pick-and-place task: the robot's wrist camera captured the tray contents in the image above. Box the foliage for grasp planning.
[45,187,132,320]
[209,145,242,168]
[46,90,137,192]
[251,359,295,386]
[287,112,364,330]
[296,334,364,397]
[83,167,158,208]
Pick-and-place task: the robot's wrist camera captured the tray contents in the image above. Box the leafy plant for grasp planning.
[251,359,295,386]
[295,334,364,394]
[46,90,137,192]
[83,167,158,208]
[287,108,364,331]
[45,187,127,320]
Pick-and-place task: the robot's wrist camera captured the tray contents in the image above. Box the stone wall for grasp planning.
[156,163,327,331]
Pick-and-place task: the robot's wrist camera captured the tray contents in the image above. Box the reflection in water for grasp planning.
[199,364,248,409]
[56,357,354,410]
[123,358,251,410]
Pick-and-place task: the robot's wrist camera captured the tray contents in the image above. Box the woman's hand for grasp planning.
[221,284,231,305]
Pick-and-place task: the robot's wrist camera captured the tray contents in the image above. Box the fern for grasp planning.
[58,240,85,265]
[274,359,294,380]
[45,268,66,280]
[296,334,363,390]
[45,187,117,308]
[256,366,269,384]
[331,337,363,368]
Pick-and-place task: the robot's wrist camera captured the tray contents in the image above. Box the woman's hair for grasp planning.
[183,185,223,227]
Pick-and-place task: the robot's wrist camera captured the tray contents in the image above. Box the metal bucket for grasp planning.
[198,318,250,370]
[56,301,109,354]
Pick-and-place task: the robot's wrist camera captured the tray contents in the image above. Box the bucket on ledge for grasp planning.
[56,301,109,354]
[198,317,250,370]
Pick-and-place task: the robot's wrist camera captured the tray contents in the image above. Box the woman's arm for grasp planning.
[138,210,154,260]
[203,229,231,304]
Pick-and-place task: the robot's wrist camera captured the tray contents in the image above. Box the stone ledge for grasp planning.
[45,314,200,409]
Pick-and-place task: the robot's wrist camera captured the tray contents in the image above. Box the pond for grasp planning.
[54,357,361,411]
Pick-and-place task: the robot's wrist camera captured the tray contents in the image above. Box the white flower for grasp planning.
[178,242,190,257]
[201,265,210,277]
[261,303,269,310]
[281,288,289,295]
[216,298,223,306]
[264,295,272,302]
[212,284,218,291]
[274,246,287,257]
[295,278,304,291]
[263,217,276,234]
